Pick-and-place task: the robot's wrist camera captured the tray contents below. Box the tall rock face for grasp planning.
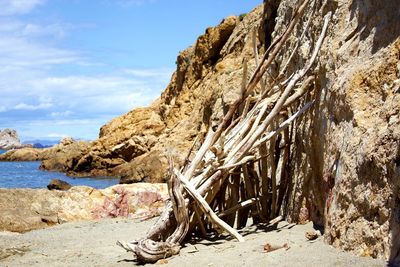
[37,0,399,262]
[40,6,265,183]
[0,129,23,150]
[262,0,399,262]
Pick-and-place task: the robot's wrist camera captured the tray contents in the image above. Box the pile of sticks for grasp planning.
[118,0,331,263]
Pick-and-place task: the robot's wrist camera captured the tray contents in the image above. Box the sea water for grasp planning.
[0,149,119,189]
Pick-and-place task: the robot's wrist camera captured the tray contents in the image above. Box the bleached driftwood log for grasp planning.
[118,0,331,263]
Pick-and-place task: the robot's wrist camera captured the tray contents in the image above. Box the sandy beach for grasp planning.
[0,218,386,267]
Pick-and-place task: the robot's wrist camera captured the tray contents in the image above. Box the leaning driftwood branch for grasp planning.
[175,169,245,242]
[116,162,188,263]
[119,2,331,263]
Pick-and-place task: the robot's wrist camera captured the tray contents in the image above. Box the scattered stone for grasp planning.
[156,259,168,264]
[47,179,72,191]
[263,243,289,253]
[305,231,320,241]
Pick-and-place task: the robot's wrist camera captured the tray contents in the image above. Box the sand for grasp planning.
[0,218,386,267]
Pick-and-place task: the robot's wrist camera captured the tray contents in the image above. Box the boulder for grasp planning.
[47,179,72,191]
[0,137,89,164]
[0,147,45,161]
[39,138,90,172]
[0,129,23,150]
[0,183,167,232]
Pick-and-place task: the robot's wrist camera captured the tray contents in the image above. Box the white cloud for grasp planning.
[47,133,68,138]
[0,19,22,31]
[0,0,174,141]
[21,23,68,39]
[0,36,81,68]
[25,68,173,113]
[14,102,53,110]
[0,0,45,16]
[0,67,173,138]
[50,111,73,118]
[123,68,173,80]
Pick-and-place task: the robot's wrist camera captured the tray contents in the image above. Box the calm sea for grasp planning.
[0,149,119,189]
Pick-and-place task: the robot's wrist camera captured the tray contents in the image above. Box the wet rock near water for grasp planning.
[0,137,89,164]
[47,179,72,191]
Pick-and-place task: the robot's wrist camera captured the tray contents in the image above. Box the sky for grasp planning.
[0,0,261,141]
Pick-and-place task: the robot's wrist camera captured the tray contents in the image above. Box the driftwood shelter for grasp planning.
[118,0,332,263]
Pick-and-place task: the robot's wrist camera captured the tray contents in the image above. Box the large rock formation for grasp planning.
[265,0,399,262]
[9,0,398,262]
[0,137,90,166]
[0,129,25,150]
[38,10,263,182]
[0,183,167,233]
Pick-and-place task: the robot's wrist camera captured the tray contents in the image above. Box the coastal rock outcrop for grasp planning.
[39,137,90,173]
[47,179,72,191]
[0,129,26,150]
[0,137,90,165]
[0,147,42,161]
[39,7,263,183]
[0,183,167,233]
[14,0,398,262]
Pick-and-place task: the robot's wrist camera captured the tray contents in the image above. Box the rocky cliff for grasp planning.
[38,7,265,183]
[10,0,399,262]
[0,129,24,150]
[267,0,399,262]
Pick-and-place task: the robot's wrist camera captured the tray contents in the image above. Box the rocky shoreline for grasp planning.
[0,129,31,150]
[0,0,399,263]
[0,183,167,233]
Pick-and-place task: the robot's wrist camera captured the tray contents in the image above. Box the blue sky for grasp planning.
[0,0,261,141]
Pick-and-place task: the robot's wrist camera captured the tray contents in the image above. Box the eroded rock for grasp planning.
[47,179,72,191]
[33,6,263,184]
[268,0,399,261]
[0,129,28,150]
[0,183,167,233]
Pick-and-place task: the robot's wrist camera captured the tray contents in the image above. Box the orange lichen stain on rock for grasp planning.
[360,247,374,258]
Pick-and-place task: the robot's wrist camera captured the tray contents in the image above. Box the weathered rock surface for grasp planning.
[260,0,399,263]
[0,147,44,161]
[0,183,167,233]
[6,0,397,262]
[0,129,27,150]
[35,7,264,183]
[0,137,90,168]
[39,137,91,173]
[47,179,72,191]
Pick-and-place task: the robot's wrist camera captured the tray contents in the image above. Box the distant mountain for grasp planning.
[23,139,60,148]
